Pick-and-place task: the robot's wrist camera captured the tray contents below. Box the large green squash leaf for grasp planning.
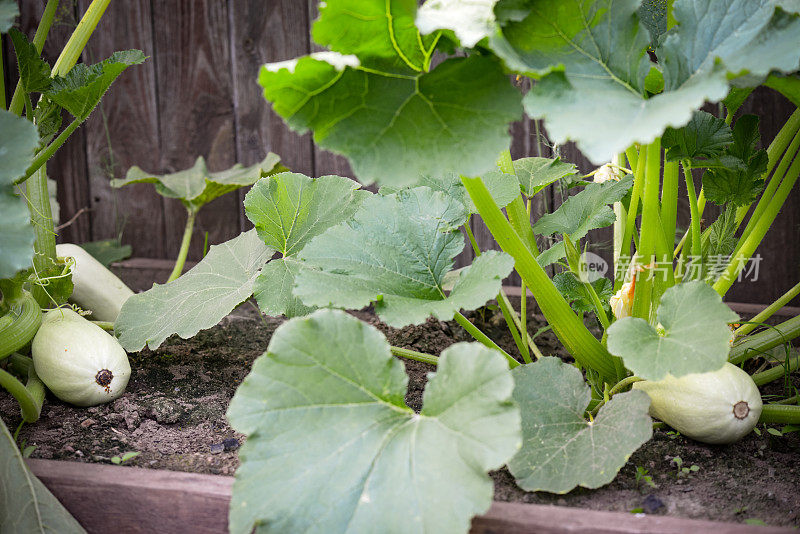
[0,110,39,278]
[511,157,578,197]
[244,172,370,317]
[508,357,652,493]
[115,230,273,351]
[294,188,514,327]
[416,0,500,47]
[489,0,800,164]
[46,50,145,120]
[227,310,520,534]
[0,419,86,533]
[113,154,284,213]
[607,281,739,380]
[260,52,522,186]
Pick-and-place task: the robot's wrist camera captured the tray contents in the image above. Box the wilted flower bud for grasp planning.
[593,163,621,184]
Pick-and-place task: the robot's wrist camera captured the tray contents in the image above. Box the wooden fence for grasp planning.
[4,0,799,305]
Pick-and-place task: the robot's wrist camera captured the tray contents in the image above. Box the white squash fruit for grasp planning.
[633,363,762,445]
[32,308,131,407]
[56,243,134,322]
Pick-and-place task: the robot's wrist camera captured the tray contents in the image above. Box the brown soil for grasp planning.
[2,302,799,527]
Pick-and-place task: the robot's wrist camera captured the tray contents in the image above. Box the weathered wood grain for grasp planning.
[151,0,239,262]
[28,459,794,534]
[78,0,165,258]
[228,0,315,232]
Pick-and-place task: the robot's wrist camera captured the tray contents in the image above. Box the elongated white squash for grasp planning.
[56,243,134,322]
[32,308,131,407]
[633,363,762,445]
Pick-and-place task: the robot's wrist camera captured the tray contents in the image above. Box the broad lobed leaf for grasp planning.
[227,310,520,534]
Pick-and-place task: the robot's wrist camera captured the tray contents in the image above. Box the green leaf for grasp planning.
[508,357,652,493]
[703,115,767,206]
[0,110,39,278]
[532,176,633,239]
[607,281,739,380]
[32,98,63,147]
[553,272,613,315]
[32,255,73,306]
[380,170,520,213]
[260,52,522,186]
[638,0,668,46]
[0,0,17,32]
[0,418,86,533]
[416,0,499,47]
[45,50,146,120]
[244,172,370,256]
[114,154,284,213]
[704,205,738,260]
[764,73,800,108]
[295,188,514,327]
[227,310,520,534]
[115,230,273,351]
[252,258,314,318]
[78,239,132,267]
[314,0,437,69]
[512,157,578,197]
[662,111,733,164]
[9,28,52,93]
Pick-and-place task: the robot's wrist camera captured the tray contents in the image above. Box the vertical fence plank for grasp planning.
[78,0,165,258]
[151,0,239,261]
[229,0,315,231]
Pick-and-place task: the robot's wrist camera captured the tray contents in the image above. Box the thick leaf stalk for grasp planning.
[760,404,800,424]
[729,315,800,365]
[461,175,618,382]
[0,292,42,361]
[168,209,197,282]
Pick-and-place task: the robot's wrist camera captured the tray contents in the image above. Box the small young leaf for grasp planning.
[78,239,132,267]
[508,357,652,493]
[115,154,285,213]
[32,98,63,146]
[607,281,739,380]
[115,230,273,351]
[662,111,733,164]
[553,272,613,315]
[227,310,520,534]
[703,115,767,206]
[511,157,578,198]
[704,205,738,260]
[295,188,514,327]
[532,176,633,239]
[0,110,39,278]
[9,28,52,93]
[46,50,146,121]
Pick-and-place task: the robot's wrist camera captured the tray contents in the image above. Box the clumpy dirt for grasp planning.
[1,302,799,527]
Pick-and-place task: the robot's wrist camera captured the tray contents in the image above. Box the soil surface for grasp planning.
[2,300,799,528]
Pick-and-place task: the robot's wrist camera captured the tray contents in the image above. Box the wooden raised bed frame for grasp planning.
[28,459,794,534]
[24,258,791,533]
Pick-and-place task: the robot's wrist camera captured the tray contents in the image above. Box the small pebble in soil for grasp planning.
[223,438,239,451]
[209,443,225,454]
[80,418,97,428]
[642,494,665,514]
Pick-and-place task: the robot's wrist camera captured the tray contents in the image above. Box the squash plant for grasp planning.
[111,0,800,532]
[223,0,800,532]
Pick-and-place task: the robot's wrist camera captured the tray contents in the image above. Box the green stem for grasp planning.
[773,395,799,405]
[714,147,800,296]
[661,159,679,252]
[390,346,438,366]
[26,165,58,307]
[497,291,531,363]
[729,315,800,365]
[453,312,519,368]
[632,141,662,320]
[52,0,111,76]
[8,0,60,116]
[0,366,44,423]
[17,118,83,185]
[618,146,646,290]
[461,175,617,381]
[0,38,5,110]
[506,195,540,255]
[168,210,197,282]
[463,219,481,256]
[735,281,800,337]
[0,293,42,361]
[682,161,703,271]
[751,352,800,387]
[759,404,800,424]
[608,375,642,396]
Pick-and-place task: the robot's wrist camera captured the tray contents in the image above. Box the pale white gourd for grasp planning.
[633,363,762,445]
[32,308,131,407]
[56,243,134,322]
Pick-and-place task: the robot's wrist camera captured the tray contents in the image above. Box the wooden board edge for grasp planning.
[27,459,794,534]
